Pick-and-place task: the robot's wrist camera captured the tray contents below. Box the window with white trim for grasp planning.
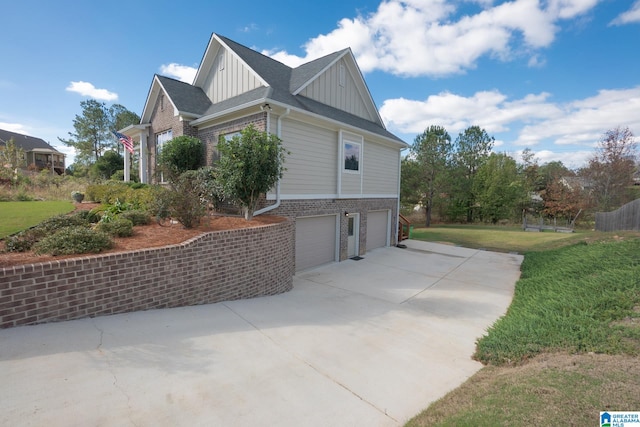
[343,140,361,173]
[156,129,173,182]
[339,64,346,87]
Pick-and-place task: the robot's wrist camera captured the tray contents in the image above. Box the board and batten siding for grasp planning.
[363,142,399,195]
[299,59,373,122]
[202,49,263,104]
[279,119,338,196]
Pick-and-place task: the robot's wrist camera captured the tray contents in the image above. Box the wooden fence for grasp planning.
[595,198,640,232]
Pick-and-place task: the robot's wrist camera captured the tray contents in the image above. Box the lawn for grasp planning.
[410,224,635,253]
[407,226,640,426]
[0,201,75,238]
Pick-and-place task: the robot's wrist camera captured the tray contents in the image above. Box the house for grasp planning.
[0,128,65,175]
[121,33,408,271]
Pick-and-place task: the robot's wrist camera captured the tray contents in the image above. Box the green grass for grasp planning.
[407,226,640,426]
[475,239,640,365]
[0,201,75,238]
[410,224,637,253]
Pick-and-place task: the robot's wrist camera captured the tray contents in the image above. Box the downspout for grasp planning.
[254,107,290,216]
[395,149,402,245]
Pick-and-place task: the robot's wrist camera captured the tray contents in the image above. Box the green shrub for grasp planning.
[74,209,101,224]
[158,135,204,180]
[4,213,91,252]
[33,226,113,255]
[5,229,41,252]
[95,218,134,237]
[119,209,150,226]
[85,182,155,209]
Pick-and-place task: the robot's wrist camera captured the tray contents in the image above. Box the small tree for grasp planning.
[91,150,124,180]
[158,135,204,181]
[0,137,26,183]
[217,125,287,220]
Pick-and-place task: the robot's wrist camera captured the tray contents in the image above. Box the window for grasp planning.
[156,129,173,182]
[218,53,225,71]
[343,140,361,173]
[339,64,346,87]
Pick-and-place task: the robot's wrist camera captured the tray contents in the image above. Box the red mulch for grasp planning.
[0,203,284,268]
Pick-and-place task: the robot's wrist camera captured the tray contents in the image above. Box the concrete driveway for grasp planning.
[0,240,522,427]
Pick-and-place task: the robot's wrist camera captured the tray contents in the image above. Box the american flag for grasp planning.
[113,131,134,154]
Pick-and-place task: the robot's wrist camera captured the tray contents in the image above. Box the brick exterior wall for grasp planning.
[198,113,267,164]
[0,219,294,329]
[265,198,398,260]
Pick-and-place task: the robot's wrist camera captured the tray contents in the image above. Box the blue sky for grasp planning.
[1,0,639,168]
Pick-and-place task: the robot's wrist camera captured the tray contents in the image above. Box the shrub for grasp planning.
[74,209,101,224]
[158,136,204,180]
[95,218,134,237]
[5,229,41,252]
[33,226,113,255]
[4,213,91,252]
[85,182,155,209]
[119,209,151,226]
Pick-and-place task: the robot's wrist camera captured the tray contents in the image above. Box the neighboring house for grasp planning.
[0,128,65,175]
[121,33,408,271]
[559,176,592,192]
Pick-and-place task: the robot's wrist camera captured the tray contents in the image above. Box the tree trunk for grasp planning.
[425,201,432,227]
[244,207,253,221]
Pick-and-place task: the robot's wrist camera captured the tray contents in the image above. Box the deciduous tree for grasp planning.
[584,126,637,211]
[216,125,287,220]
[474,153,523,223]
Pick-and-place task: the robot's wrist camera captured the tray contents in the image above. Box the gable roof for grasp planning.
[143,33,406,147]
[0,128,61,153]
[140,75,211,123]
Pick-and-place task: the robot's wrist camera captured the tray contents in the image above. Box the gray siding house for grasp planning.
[121,33,407,271]
[0,129,65,175]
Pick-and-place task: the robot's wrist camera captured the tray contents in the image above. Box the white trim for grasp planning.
[266,193,398,200]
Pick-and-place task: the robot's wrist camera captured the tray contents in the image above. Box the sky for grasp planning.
[1,0,639,169]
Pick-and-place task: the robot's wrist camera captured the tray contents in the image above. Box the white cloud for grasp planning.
[610,0,640,25]
[264,0,599,77]
[159,63,198,83]
[515,87,640,146]
[0,122,30,135]
[380,89,560,136]
[65,81,118,101]
[379,86,640,165]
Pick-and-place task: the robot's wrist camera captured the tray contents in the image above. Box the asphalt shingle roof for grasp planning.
[0,128,60,152]
[159,34,405,146]
[156,75,212,116]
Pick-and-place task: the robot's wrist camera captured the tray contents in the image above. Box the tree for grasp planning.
[474,153,523,223]
[450,126,494,222]
[0,137,26,183]
[158,135,204,180]
[59,100,139,165]
[541,177,586,223]
[216,125,287,220]
[584,126,638,211]
[90,150,124,180]
[109,104,141,155]
[400,156,423,213]
[411,125,453,226]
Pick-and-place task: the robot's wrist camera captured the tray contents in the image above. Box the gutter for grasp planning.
[253,107,291,216]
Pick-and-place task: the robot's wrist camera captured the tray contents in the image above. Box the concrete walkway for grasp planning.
[0,240,523,427]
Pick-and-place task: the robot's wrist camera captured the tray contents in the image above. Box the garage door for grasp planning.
[367,210,389,251]
[295,215,337,271]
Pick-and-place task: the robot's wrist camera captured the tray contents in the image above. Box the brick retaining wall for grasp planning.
[0,218,294,329]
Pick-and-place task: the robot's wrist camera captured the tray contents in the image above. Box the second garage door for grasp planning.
[366,210,389,251]
[295,215,337,271]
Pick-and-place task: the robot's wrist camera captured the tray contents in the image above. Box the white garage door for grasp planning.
[367,210,389,251]
[295,215,337,271]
